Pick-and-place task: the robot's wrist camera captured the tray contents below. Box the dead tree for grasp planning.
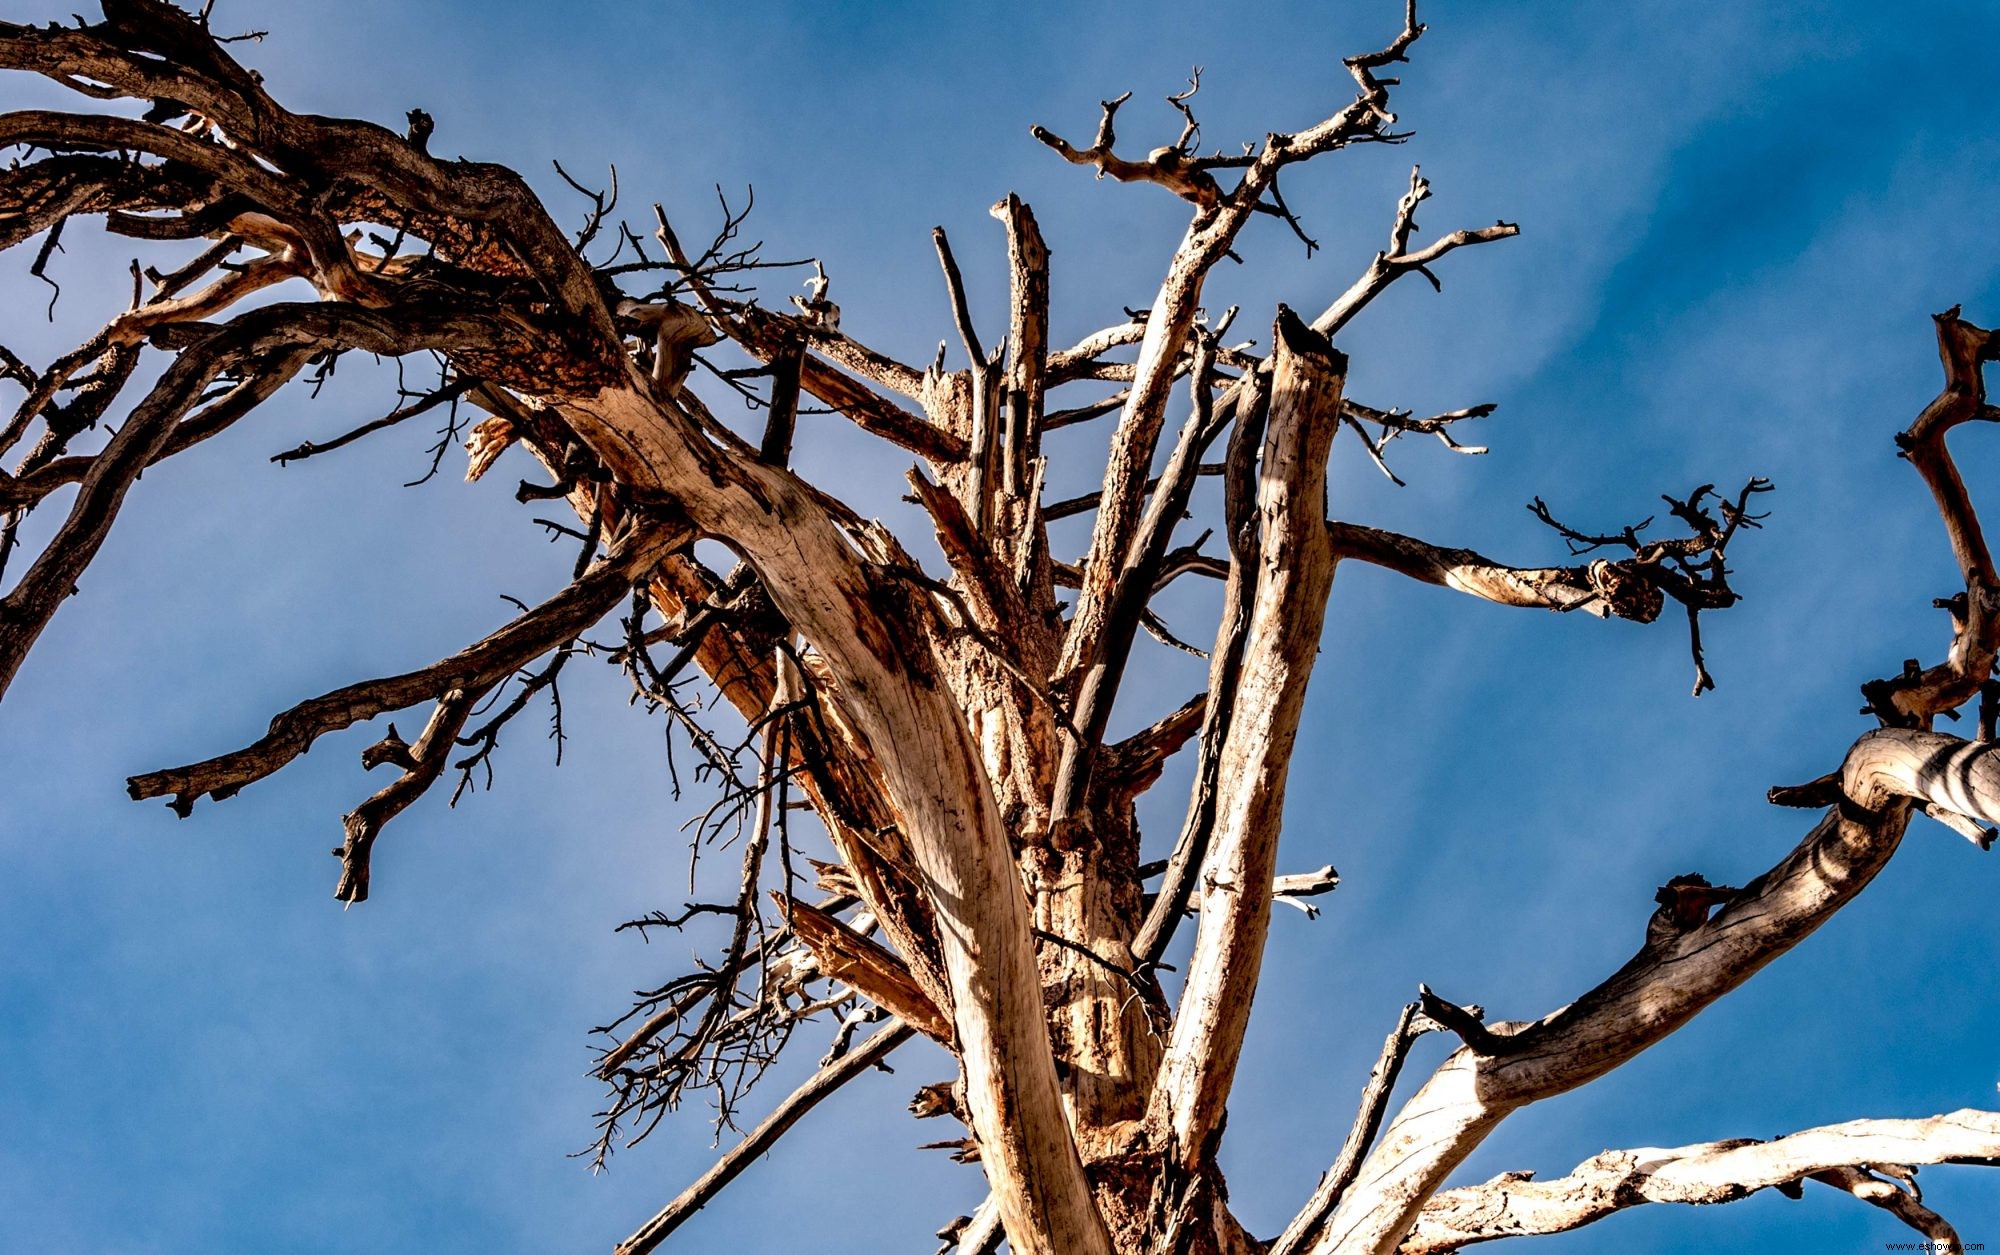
[3,3,1997,1251]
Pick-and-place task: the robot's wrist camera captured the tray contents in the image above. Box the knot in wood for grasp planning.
[1588,559,1663,623]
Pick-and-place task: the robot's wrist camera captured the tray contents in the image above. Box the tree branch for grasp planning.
[1403,1110,1999,1251]
[1050,323,1232,828]
[1312,725,2000,1253]
[612,1019,915,1255]
[1865,309,2000,725]
[1029,91,1222,208]
[718,302,964,461]
[1146,311,1346,1177]
[3,296,505,698]
[1054,8,1430,697]
[990,193,1049,504]
[1327,521,1671,621]
[1133,369,1269,967]
[333,686,479,903]
[126,523,682,815]
[1312,167,1519,340]
[780,895,954,1045]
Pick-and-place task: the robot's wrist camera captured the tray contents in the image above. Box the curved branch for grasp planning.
[0,332,278,698]
[0,153,214,252]
[3,3,613,336]
[1867,309,2000,725]
[1309,304,2000,1253]
[1029,91,1222,207]
[126,524,683,815]
[2,295,507,696]
[1047,320,1147,384]
[1312,728,2000,1253]
[333,687,479,904]
[1312,167,1519,341]
[563,384,1110,1254]
[1403,1110,1997,1252]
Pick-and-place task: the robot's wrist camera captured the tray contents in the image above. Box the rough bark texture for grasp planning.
[1402,1110,1999,1251]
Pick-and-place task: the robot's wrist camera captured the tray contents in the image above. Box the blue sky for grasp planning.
[4,1,2000,1250]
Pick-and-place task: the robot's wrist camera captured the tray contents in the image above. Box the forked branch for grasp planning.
[126,524,684,816]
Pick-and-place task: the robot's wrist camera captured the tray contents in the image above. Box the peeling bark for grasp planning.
[1404,1110,1999,1251]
